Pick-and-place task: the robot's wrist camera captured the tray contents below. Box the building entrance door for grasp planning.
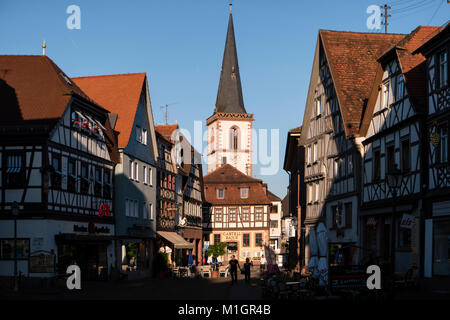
[226,242,238,261]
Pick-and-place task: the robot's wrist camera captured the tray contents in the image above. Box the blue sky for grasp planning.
[0,0,448,199]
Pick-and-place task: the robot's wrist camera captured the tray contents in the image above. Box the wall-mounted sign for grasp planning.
[222,231,241,241]
[400,214,415,229]
[29,251,55,273]
[366,217,377,229]
[98,204,111,217]
[74,224,110,234]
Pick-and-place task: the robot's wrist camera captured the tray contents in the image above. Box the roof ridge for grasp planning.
[72,72,146,80]
[319,29,407,36]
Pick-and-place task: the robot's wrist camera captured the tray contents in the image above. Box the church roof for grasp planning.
[214,12,246,114]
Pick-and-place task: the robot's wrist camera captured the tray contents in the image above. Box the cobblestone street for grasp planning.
[1,267,263,300]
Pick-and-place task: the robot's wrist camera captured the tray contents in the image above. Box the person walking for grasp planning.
[243,258,253,284]
[228,255,241,285]
[260,255,267,272]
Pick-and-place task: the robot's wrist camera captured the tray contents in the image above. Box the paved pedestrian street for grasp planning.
[1,268,263,300]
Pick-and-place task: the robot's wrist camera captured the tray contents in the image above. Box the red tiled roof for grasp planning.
[203,164,271,205]
[155,124,178,142]
[0,55,98,123]
[319,31,405,136]
[267,190,281,202]
[73,73,146,148]
[395,26,442,110]
[289,126,302,133]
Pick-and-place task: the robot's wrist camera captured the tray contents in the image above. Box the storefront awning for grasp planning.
[157,231,194,249]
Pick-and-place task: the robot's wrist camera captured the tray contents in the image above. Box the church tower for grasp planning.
[206,5,254,176]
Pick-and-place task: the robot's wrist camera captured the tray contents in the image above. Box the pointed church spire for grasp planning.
[214,7,246,114]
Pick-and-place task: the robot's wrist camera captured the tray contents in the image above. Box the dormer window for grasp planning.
[439,51,448,89]
[217,188,224,199]
[396,75,404,101]
[240,188,249,199]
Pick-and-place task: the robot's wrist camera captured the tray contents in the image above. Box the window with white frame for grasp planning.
[134,162,138,181]
[143,165,147,184]
[382,81,390,107]
[149,167,153,186]
[308,145,312,164]
[315,182,319,202]
[136,126,142,143]
[129,160,133,180]
[315,97,322,116]
[142,128,147,145]
[149,203,154,220]
[307,184,312,204]
[313,142,318,163]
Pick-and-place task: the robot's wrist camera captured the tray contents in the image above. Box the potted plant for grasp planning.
[206,242,227,278]
[153,251,169,278]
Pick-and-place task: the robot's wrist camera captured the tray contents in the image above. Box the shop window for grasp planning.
[4,152,25,187]
[51,154,62,189]
[243,234,250,247]
[255,233,263,246]
[67,158,77,193]
[0,239,29,260]
[398,225,412,249]
[433,219,450,276]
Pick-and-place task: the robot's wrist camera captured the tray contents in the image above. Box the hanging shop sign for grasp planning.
[400,214,415,229]
[98,204,111,217]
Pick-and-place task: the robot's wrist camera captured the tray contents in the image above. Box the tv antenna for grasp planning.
[160,102,180,124]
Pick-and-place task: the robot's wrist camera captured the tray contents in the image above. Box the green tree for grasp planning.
[206,242,227,270]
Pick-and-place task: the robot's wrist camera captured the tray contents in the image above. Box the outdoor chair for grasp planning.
[200,266,211,278]
[218,266,229,278]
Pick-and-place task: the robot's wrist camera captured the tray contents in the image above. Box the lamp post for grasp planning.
[386,165,402,289]
[11,201,19,292]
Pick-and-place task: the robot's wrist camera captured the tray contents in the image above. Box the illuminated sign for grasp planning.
[98,204,111,217]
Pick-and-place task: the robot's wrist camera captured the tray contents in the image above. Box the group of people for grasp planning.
[228,255,267,285]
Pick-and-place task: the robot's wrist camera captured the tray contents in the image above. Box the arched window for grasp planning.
[230,127,239,151]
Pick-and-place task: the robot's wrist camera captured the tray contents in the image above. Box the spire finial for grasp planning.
[42,39,46,56]
[229,1,232,14]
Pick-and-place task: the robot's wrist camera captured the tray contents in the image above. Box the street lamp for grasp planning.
[386,164,402,287]
[11,201,19,292]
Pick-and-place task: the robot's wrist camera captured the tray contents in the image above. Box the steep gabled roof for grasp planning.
[0,55,100,124]
[214,12,246,114]
[72,73,147,148]
[359,26,443,136]
[319,30,405,137]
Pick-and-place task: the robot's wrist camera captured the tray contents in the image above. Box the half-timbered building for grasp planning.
[0,55,119,280]
[359,26,442,275]
[203,164,271,263]
[73,72,159,278]
[299,31,404,268]
[155,124,205,265]
[154,128,193,266]
[415,24,450,279]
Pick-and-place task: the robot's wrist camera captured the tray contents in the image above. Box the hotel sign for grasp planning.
[222,231,241,241]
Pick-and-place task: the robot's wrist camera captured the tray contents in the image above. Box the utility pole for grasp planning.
[381,4,391,34]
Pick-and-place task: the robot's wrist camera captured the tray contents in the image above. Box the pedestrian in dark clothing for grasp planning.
[229,255,241,285]
[243,258,252,284]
